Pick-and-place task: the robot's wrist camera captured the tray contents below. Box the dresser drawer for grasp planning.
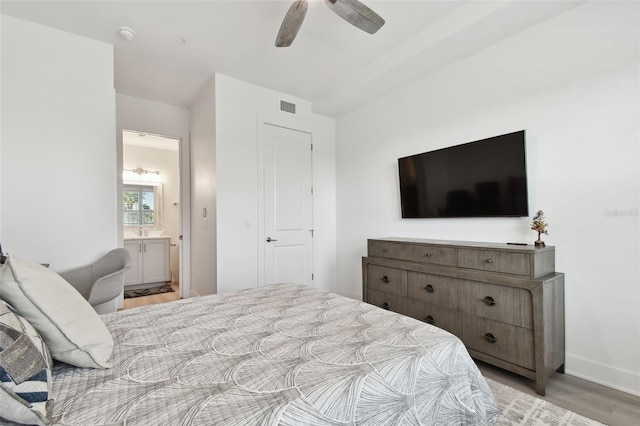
[458,248,531,277]
[407,299,458,335]
[366,264,407,297]
[368,240,407,260]
[366,289,408,315]
[406,244,457,266]
[407,272,459,309]
[459,280,533,329]
[460,313,534,370]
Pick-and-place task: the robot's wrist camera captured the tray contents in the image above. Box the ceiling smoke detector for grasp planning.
[118,26,136,41]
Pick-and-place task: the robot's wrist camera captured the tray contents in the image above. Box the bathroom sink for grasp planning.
[124,230,169,239]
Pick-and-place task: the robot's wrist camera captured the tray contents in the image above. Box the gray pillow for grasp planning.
[0,254,113,369]
[0,299,53,425]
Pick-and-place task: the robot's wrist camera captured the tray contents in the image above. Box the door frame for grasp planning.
[177,132,192,299]
[117,129,192,300]
[257,113,315,287]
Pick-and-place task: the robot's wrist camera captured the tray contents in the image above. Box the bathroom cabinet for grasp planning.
[124,237,170,286]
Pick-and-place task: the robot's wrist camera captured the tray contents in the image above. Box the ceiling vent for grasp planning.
[280,100,296,114]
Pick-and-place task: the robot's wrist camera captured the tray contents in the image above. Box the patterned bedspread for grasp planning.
[52,284,498,425]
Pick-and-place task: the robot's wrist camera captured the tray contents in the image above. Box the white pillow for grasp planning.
[0,254,113,369]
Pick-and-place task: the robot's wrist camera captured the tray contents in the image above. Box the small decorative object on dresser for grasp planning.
[531,210,549,247]
[362,238,565,395]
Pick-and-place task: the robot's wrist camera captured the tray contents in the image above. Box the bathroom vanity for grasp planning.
[123,237,171,287]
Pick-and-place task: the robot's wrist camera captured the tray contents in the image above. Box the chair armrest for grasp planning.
[59,266,93,300]
[87,270,126,306]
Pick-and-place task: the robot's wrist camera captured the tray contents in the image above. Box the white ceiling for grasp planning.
[123,130,180,151]
[0,0,583,117]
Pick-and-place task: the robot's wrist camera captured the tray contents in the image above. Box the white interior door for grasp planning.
[263,124,313,286]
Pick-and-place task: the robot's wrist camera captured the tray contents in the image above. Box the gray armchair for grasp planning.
[60,248,131,314]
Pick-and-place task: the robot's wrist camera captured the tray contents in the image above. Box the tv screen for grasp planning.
[398,130,529,218]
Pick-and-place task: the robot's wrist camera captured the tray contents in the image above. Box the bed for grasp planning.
[48,283,498,425]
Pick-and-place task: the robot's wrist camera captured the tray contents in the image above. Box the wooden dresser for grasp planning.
[362,238,565,395]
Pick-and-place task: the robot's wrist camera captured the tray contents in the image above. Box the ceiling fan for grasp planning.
[276,0,385,47]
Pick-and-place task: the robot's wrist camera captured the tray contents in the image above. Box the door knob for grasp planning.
[266,237,278,242]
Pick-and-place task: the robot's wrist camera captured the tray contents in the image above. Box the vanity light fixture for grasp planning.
[124,167,161,176]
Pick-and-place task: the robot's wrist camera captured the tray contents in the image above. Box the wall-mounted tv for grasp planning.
[398,130,529,218]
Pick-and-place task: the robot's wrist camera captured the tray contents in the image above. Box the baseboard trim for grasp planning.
[566,354,640,397]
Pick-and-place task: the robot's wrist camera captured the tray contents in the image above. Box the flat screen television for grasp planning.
[398,130,529,218]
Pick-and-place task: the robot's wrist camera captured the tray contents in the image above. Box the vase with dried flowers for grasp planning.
[531,210,549,247]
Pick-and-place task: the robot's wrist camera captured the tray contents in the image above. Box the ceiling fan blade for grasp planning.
[275,0,309,47]
[325,0,385,34]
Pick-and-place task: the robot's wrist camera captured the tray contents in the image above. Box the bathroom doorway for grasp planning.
[122,130,182,301]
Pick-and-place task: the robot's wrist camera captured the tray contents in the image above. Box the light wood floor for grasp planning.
[120,292,640,425]
[477,361,640,425]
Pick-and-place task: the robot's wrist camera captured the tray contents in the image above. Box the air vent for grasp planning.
[280,100,296,114]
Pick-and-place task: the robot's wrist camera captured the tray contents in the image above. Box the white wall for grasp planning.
[0,15,116,271]
[189,77,217,296]
[335,2,639,395]
[123,144,180,278]
[116,94,191,296]
[214,74,337,293]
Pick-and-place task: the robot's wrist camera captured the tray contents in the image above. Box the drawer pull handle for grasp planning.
[482,296,496,306]
[381,302,390,310]
[424,284,435,293]
[425,253,432,257]
[381,275,390,283]
[483,333,497,343]
[486,259,493,263]
[425,315,435,324]
[382,248,389,253]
